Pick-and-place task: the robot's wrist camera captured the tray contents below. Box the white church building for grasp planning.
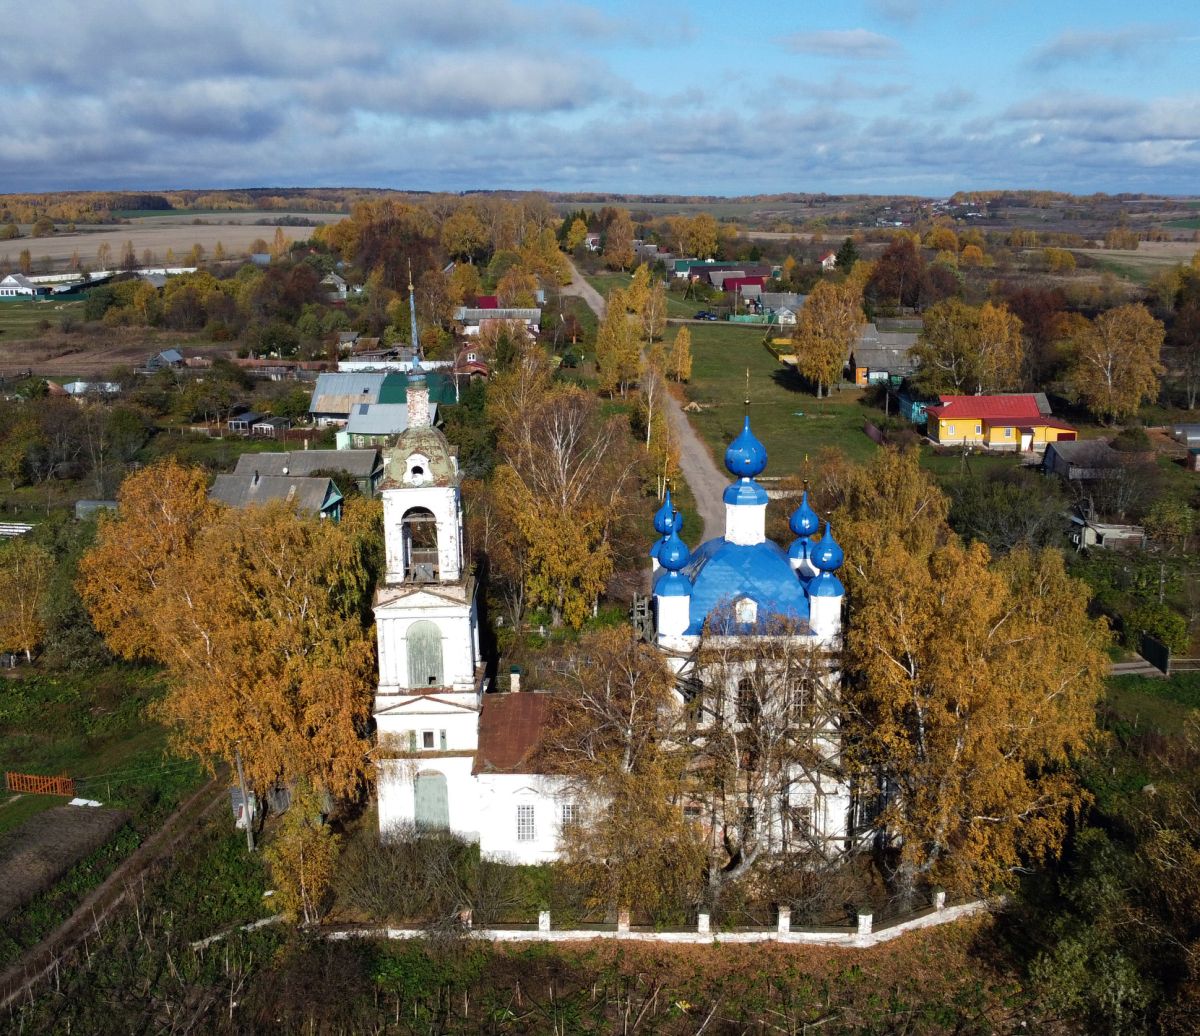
[373,386,850,861]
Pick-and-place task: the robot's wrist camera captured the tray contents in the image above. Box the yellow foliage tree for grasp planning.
[0,539,52,662]
[602,210,635,270]
[960,243,985,266]
[837,448,1108,897]
[496,265,538,307]
[440,205,488,260]
[924,225,959,252]
[669,325,693,383]
[791,279,862,397]
[683,213,720,259]
[1068,303,1165,423]
[594,288,641,397]
[564,217,588,252]
[264,782,340,923]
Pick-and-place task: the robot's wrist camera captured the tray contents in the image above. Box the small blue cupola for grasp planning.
[653,490,676,535]
[789,490,820,537]
[654,523,694,636]
[724,416,768,478]
[808,523,845,598]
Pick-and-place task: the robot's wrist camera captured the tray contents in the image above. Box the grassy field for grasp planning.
[1106,672,1200,734]
[0,792,70,836]
[0,298,86,343]
[681,322,882,473]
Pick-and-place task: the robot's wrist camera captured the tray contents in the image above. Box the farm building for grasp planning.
[0,273,49,299]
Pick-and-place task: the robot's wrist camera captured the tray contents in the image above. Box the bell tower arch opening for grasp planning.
[402,506,440,582]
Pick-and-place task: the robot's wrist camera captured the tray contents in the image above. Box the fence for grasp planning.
[323,891,992,949]
[5,772,76,797]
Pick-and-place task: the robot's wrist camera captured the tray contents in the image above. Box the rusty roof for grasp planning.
[472,692,551,776]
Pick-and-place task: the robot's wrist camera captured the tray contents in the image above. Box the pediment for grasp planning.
[375,586,471,613]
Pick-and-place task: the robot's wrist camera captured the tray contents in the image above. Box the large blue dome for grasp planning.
[671,537,811,635]
[724,416,767,478]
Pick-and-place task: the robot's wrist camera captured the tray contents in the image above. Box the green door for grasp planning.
[407,620,444,688]
[414,772,449,830]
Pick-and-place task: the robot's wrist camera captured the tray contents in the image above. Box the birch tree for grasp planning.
[1068,303,1165,423]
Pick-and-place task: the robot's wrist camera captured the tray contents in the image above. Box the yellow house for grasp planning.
[925,395,1077,452]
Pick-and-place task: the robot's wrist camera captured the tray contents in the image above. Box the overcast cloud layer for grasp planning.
[2,0,1198,195]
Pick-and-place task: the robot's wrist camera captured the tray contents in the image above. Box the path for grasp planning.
[562,259,728,544]
[0,775,226,1011]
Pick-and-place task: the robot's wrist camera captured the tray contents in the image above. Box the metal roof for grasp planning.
[209,474,342,515]
[346,403,412,436]
[472,692,551,775]
[234,448,382,479]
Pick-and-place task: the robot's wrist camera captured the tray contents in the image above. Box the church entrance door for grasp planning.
[414,771,449,829]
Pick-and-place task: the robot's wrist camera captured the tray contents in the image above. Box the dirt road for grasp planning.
[562,260,727,544]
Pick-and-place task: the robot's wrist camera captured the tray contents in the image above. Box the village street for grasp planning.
[562,259,728,543]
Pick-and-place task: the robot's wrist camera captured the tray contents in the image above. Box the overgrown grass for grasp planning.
[0,792,69,836]
[681,322,881,472]
[0,298,86,342]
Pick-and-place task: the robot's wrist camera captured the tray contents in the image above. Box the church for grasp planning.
[373,385,850,862]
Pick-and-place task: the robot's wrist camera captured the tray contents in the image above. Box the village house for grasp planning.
[0,273,49,299]
[1043,439,1124,482]
[925,394,1077,452]
[209,471,344,520]
[233,447,384,497]
[849,323,921,386]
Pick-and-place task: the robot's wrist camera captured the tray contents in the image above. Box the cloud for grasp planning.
[780,29,900,60]
[766,74,911,104]
[1027,24,1181,70]
[866,0,947,24]
[930,88,975,112]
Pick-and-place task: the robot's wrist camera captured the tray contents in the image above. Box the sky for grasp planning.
[3,0,1199,197]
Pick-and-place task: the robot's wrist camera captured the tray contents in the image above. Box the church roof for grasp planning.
[472,692,550,775]
[657,536,811,635]
[383,424,458,487]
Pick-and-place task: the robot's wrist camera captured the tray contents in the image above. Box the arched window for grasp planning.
[407,620,444,688]
[401,506,439,581]
[736,676,760,724]
[414,771,449,829]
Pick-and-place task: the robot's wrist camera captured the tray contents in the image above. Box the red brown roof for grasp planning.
[472,692,550,775]
[926,394,1044,422]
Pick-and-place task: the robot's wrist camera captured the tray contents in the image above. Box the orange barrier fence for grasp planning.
[5,772,75,797]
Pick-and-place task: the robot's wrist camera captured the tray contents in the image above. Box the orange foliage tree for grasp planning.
[78,461,381,799]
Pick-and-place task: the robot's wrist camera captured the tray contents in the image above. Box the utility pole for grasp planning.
[234,744,254,852]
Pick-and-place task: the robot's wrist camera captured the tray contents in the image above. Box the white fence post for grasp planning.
[617,909,630,934]
[538,910,551,933]
[777,907,791,934]
[933,888,946,912]
[697,912,710,934]
[856,910,873,939]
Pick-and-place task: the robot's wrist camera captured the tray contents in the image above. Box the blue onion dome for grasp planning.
[788,536,810,563]
[653,490,676,536]
[788,491,820,537]
[659,527,691,572]
[649,537,664,562]
[811,523,844,572]
[725,416,768,478]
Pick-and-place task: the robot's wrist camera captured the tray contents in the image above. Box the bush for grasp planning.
[1123,601,1189,655]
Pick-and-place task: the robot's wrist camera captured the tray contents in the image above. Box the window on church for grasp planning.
[561,803,578,829]
[792,678,816,725]
[421,730,435,750]
[734,597,757,624]
[517,804,536,842]
[683,803,703,823]
[785,804,812,848]
[736,677,760,724]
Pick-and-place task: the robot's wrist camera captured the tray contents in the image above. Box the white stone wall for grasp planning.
[476,774,573,865]
[376,607,478,693]
[377,754,480,839]
[381,484,462,584]
[724,501,767,544]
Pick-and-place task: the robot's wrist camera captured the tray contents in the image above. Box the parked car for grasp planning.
[693,310,718,321]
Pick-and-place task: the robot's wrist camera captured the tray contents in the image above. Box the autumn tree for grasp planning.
[669,325,693,383]
[867,234,925,311]
[79,463,380,800]
[912,299,1024,395]
[543,628,705,920]
[490,387,642,628]
[602,209,635,270]
[683,213,720,259]
[791,279,862,397]
[836,448,1108,899]
[0,539,52,661]
[440,204,489,261]
[18,249,32,275]
[1068,303,1165,423]
[495,265,538,307]
[564,217,588,253]
[640,277,667,346]
[594,288,640,397]
[264,781,340,923]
